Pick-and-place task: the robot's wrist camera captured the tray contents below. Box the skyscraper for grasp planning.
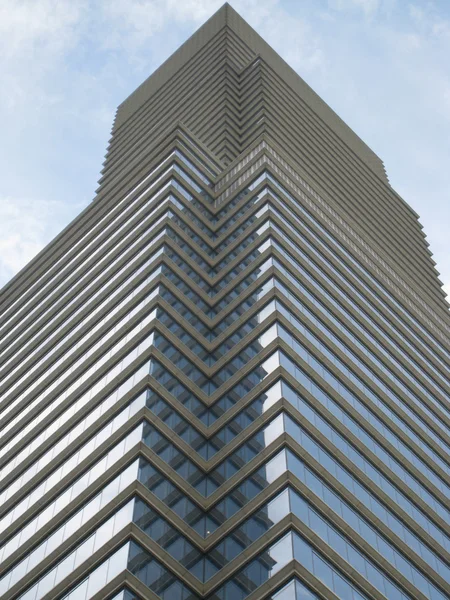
[0,3,449,599]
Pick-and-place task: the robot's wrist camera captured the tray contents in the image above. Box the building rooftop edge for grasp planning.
[115,3,388,183]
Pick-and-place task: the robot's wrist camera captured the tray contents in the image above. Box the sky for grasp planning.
[0,0,449,304]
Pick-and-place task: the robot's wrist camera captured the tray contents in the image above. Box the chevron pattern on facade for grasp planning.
[0,4,449,600]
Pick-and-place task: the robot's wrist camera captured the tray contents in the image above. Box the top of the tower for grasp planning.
[107,3,450,314]
[115,3,387,182]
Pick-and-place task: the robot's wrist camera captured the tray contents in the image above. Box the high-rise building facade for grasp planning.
[0,4,449,600]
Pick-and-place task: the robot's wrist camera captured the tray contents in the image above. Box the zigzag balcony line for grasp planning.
[2,420,446,592]
[2,253,446,492]
[5,340,448,564]
[4,481,447,600]
[1,159,448,386]
[3,290,446,478]
[2,420,446,596]
[1,392,448,592]
[4,120,446,346]
[3,380,450,572]
[2,150,446,356]
[2,7,450,599]
[3,344,446,536]
[2,426,446,600]
[2,171,446,404]
[3,262,450,492]
[4,358,448,545]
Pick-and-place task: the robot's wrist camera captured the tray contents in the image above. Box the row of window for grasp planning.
[149,301,450,492]
[257,196,449,397]
[262,217,450,415]
[2,292,445,576]
[5,223,448,489]
[3,415,447,599]
[0,310,156,452]
[248,171,450,362]
[140,406,450,550]
[14,512,414,600]
[4,164,446,414]
[0,147,214,339]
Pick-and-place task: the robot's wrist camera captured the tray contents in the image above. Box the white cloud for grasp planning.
[444,283,450,303]
[327,0,381,17]
[408,2,450,39]
[0,0,87,112]
[95,0,325,85]
[0,196,83,287]
[99,0,284,51]
[99,0,221,50]
[0,0,448,306]
[252,4,325,75]
[0,0,85,59]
